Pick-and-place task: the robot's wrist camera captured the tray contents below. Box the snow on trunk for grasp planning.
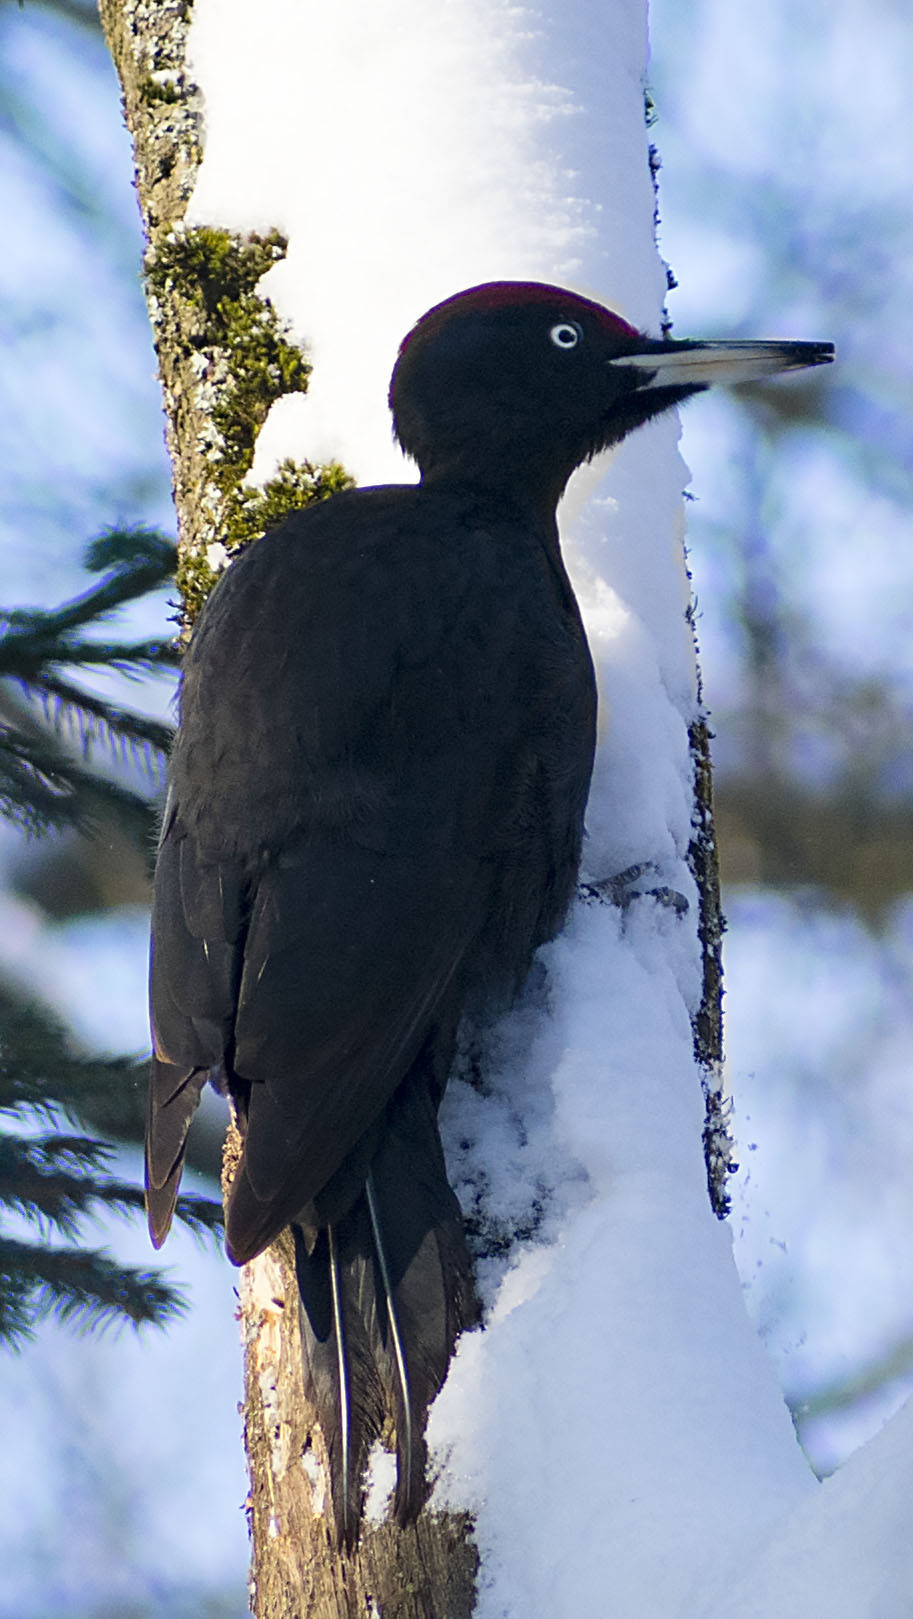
[178,0,826,1611]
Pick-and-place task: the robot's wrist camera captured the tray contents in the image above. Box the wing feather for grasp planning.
[224,838,484,1261]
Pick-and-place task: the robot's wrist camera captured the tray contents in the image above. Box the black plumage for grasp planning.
[146,281,833,1542]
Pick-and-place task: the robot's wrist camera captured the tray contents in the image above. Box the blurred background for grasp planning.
[1,0,911,1611]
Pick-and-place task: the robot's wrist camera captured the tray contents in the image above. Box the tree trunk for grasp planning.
[99,1,728,1611]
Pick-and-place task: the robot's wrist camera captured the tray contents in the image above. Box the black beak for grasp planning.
[608,336,835,390]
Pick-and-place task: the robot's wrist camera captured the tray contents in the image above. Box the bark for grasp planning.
[689,713,733,1218]
[100,1,729,1610]
[234,1231,477,1618]
[97,0,209,579]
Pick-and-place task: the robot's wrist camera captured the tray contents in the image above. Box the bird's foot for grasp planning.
[578,862,689,916]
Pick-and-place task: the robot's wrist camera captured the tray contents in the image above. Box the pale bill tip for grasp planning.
[611,339,835,389]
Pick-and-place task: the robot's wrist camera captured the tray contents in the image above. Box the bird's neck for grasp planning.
[419,457,569,539]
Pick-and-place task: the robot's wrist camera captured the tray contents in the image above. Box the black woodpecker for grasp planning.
[146,281,833,1544]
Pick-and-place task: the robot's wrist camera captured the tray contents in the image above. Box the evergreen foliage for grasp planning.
[0,525,177,832]
[0,527,222,1348]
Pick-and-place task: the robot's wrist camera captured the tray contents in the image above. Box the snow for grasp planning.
[168,0,913,1612]
[701,1397,913,1619]
[186,0,666,488]
[432,901,814,1618]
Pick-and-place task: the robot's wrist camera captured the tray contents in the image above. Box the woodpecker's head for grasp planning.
[390,281,834,507]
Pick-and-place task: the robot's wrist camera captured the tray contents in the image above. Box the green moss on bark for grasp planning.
[145,226,311,489]
[227,457,355,547]
[175,458,355,617]
[144,225,355,624]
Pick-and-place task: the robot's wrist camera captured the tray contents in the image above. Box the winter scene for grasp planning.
[2,1,912,1615]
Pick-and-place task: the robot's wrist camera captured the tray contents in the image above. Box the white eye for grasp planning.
[549,320,583,350]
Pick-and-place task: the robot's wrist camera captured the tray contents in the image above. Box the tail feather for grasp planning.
[144,1057,208,1247]
[294,1080,477,1544]
[295,1212,386,1547]
[364,1169,418,1520]
[365,1164,475,1526]
[326,1225,353,1535]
